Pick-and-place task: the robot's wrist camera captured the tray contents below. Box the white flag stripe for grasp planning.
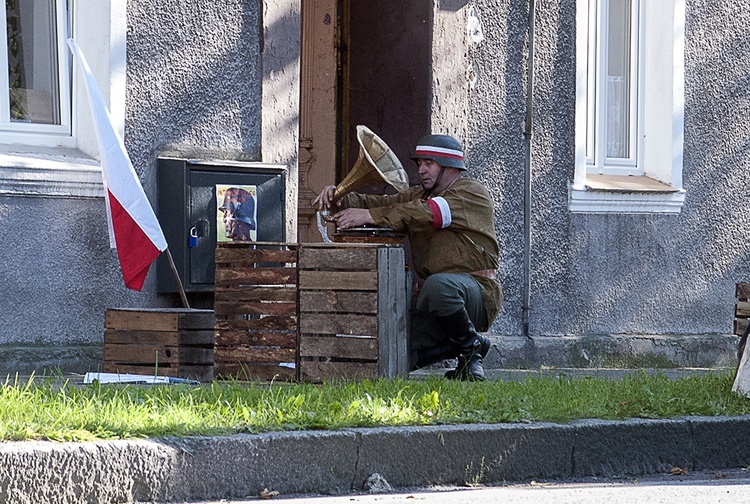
[67,39,167,252]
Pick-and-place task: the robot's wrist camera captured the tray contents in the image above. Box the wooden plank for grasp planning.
[104,329,214,346]
[105,344,213,365]
[377,247,409,377]
[299,335,378,360]
[102,363,213,382]
[299,360,377,382]
[300,313,377,336]
[215,316,297,331]
[174,312,215,330]
[105,309,214,331]
[105,329,180,346]
[105,309,178,331]
[214,330,296,348]
[298,271,377,291]
[299,290,377,314]
[103,362,181,377]
[215,267,297,288]
[215,286,297,303]
[299,246,377,271]
[737,301,750,318]
[736,318,749,337]
[215,247,297,265]
[213,362,296,381]
[213,346,296,363]
[214,301,297,318]
[738,283,750,301]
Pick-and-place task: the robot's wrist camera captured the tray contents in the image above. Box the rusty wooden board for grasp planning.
[105,344,213,365]
[299,335,378,360]
[299,313,377,337]
[737,301,750,318]
[736,318,749,337]
[214,330,296,348]
[105,308,214,332]
[738,283,750,301]
[299,290,378,314]
[298,270,377,291]
[214,346,296,363]
[299,360,378,382]
[215,267,297,288]
[103,362,213,382]
[213,362,296,381]
[104,329,214,346]
[215,246,298,265]
[215,286,297,303]
[215,316,297,332]
[298,245,378,271]
[214,301,297,318]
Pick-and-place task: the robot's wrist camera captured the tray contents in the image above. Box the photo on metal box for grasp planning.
[216,184,258,242]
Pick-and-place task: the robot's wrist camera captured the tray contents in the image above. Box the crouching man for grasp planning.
[314,134,502,380]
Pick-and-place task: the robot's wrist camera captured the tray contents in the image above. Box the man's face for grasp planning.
[417,158,442,192]
[222,209,253,241]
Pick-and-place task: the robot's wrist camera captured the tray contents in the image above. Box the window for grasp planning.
[0,0,125,198]
[1,0,71,143]
[570,0,686,214]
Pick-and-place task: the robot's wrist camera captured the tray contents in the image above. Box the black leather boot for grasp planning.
[435,310,489,381]
[410,340,460,371]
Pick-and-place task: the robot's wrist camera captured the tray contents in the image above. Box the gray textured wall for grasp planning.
[126,0,263,187]
[464,0,750,353]
[0,1,265,375]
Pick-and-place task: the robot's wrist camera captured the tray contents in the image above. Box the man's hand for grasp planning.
[331,208,374,229]
[312,185,338,211]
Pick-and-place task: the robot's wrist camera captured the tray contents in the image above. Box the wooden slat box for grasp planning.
[214,242,299,381]
[104,308,215,382]
[298,243,409,382]
[733,283,750,395]
[736,283,750,338]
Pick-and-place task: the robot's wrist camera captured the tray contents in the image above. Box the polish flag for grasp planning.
[68,39,167,291]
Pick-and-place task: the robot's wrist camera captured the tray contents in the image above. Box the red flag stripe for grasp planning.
[108,190,161,291]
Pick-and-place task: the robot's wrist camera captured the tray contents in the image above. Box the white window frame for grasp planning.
[570,0,686,214]
[0,0,72,143]
[0,0,126,198]
[586,0,640,175]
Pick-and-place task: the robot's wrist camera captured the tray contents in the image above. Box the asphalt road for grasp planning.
[183,469,750,504]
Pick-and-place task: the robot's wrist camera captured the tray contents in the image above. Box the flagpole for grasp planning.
[165,248,191,309]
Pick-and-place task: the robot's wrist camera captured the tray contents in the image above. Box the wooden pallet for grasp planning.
[104,308,215,382]
[298,243,409,382]
[213,242,299,381]
[733,283,750,395]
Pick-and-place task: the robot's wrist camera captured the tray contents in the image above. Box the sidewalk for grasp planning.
[1,369,748,504]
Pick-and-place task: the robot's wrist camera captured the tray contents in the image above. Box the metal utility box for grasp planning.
[157,158,286,293]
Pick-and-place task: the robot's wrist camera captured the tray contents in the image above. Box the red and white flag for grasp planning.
[68,39,167,291]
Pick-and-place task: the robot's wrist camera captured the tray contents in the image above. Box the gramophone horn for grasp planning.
[332,125,409,200]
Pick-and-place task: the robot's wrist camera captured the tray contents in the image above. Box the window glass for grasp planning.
[6,0,60,125]
[606,0,632,159]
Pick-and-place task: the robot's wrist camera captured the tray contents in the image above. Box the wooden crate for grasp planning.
[733,283,750,395]
[104,308,215,382]
[298,243,409,382]
[213,242,299,381]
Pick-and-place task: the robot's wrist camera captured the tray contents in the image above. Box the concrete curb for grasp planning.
[2,415,750,503]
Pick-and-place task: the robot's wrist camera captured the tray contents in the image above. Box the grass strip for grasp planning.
[1,371,749,442]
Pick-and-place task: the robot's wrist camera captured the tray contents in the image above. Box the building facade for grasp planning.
[0,0,746,374]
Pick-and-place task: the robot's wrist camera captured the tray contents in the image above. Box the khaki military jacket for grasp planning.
[344,178,503,326]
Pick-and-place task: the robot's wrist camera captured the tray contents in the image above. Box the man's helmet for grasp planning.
[410,134,466,170]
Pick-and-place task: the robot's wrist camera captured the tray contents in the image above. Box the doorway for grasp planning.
[298,0,432,241]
